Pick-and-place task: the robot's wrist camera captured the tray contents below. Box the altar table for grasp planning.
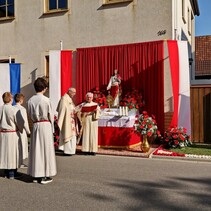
[98,111,141,148]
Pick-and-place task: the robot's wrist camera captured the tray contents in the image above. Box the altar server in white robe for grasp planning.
[78,92,100,155]
[27,77,57,184]
[0,92,22,179]
[56,87,78,156]
[14,93,31,166]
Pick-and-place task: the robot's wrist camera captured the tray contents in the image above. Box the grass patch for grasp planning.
[171,144,211,156]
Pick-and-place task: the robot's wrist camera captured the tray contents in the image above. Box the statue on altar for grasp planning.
[107,69,121,107]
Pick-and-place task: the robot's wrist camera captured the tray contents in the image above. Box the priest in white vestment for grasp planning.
[56,87,78,155]
[0,92,22,179]
[27,77,57,184]
[78,92,100,155]
[14,93,31,166]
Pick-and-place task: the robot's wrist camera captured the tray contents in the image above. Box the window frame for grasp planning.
[0,58,15,63]
[0,0,15,21]
[102,0,133,5]
[44,0,69,14]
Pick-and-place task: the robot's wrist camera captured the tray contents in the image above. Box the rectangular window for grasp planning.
[103,0,133,5]
[45,0,68,12]
[0,0,14,19]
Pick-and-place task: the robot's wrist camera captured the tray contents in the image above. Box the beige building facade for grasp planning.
[0,0,199,103]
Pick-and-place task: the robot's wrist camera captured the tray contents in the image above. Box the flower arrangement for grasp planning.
[120,89,144,111]
[163,126,192,149]
[93,87,108,109]
[53,115,60,149]
[134,111,161,137]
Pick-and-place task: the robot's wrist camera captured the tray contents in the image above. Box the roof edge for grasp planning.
[190,0,200,16]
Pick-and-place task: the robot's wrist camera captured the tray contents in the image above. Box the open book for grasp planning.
[81,105,97,113]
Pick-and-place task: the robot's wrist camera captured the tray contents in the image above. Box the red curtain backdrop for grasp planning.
[167,40,179,127]
[76,41,164,132]
[61,50,72,96]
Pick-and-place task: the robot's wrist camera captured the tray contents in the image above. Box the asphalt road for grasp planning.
[0,154,211,211]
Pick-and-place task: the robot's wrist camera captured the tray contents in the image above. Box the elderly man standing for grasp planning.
[56,87,77,156]
[78,92,100,155]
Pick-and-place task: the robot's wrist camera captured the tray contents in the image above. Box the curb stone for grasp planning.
[150,152,211,162]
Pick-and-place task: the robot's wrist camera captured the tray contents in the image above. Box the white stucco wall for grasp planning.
[0,0,196,105]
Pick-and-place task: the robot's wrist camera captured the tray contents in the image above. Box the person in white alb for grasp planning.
[0,92,22,179]
[78,92,100,155]
[27,77,57,184]
[14,93,31,168]
[56,87,78,156]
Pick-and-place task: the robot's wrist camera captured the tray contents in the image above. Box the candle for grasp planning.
[122,107,125,116]
[125,107,128,116]
[119,107,122,116]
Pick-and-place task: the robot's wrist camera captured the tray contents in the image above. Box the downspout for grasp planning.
[173,0,178,40]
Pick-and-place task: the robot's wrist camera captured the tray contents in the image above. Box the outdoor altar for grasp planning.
[98,108,141,148]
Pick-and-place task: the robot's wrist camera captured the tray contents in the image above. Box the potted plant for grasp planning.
[134,111,161,152]
[163,126,191,149]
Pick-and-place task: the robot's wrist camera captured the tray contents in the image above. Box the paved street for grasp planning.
[0,154,211,211]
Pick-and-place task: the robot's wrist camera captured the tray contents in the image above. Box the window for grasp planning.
[103,0,133,5]
[0,0,14,19]
[45,0,68,13]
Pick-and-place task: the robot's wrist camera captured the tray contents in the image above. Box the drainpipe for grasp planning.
[173,0,178,40]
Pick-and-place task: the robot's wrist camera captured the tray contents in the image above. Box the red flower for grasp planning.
[129,105,133,109]
[174,140,179,145]
[140,125,144,129]
[147,131,153,137]
[142,111,148,115]
[172,134,178,139]
[165,138,170,142]
[179,134,185,141]
[54,142,59,147]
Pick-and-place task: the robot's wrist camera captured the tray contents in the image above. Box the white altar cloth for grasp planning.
[99,108,138,128]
